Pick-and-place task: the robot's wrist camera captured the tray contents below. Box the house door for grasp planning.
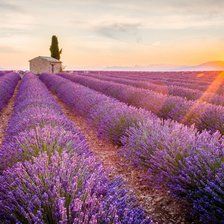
[51,64,55,73]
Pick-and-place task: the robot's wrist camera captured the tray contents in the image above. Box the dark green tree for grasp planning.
[50,35,62,60]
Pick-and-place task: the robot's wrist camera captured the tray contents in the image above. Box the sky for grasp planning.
[0,0,224,69]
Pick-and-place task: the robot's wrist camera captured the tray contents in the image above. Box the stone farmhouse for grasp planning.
[29,56,62,74]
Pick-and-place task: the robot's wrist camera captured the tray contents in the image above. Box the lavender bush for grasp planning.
[0,152,151,223]
[0,73,150,223]
[60,73,224,134]
[122,122,224,223]
[81,70,224,96]
[195,164,224,223]
[41,73,224,222]
[0,72,20,112]
[0,73,87,170]
[40,74,155,145]
[83,72,224,107]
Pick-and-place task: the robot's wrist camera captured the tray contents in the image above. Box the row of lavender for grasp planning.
[0,72,20,113]
[79,70,219,83]
[0,72,5,77]
[80,72,224,106]
[125,74,224,95]
[0,71,14,77]
[59,73,224,135]
[40,73,224,223]
[150,78,223,94]
[79,70,223,92]
[123,72,221,85]
[91,71,224,95]
[0,73,150,223]
[107,73,217,86]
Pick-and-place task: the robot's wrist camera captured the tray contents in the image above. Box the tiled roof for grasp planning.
[29,56,62,63]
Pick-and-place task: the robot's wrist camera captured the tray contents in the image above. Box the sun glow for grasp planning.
[196,73,204,78]
[182,72,224,125]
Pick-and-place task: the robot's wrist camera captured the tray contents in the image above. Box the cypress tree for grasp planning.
[50,35,62,60]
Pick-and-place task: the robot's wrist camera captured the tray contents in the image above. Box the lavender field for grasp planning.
[0,71,224,224]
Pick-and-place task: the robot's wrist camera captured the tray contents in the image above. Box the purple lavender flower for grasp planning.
[0,72,20,112]
[82,72,224,107]
[0,73,151,223]
[122,121,224,222]
[40,73,224,222]
[0,152,151,223]
[59,73,224,134]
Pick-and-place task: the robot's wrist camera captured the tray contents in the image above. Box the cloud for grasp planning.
[94,22,142,43]
[0,1,23,13]
[0,1,34,38]
[0,0,223,68]
[67,0,224,38]
[0,26,29,38]
[0,46,20,53]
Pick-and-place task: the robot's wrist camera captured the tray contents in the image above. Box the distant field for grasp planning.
[0,70,223,223]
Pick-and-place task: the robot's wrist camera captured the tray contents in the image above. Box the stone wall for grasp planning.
[30,58,62,74]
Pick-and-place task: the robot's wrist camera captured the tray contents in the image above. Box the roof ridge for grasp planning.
[29,56,62,63]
